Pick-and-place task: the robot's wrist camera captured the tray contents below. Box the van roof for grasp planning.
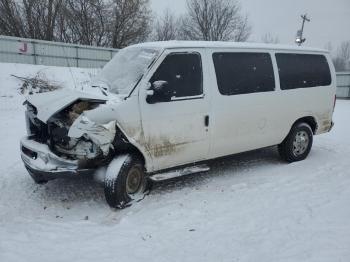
[133,40,328,53]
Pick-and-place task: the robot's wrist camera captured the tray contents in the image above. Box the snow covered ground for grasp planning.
[0,63,349,262]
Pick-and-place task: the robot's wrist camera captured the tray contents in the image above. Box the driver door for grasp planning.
[139,50,210,172]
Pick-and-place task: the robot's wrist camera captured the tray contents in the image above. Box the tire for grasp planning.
[278,122,313,163]
[104,154,148,209]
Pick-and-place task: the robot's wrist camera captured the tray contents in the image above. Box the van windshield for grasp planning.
[96,46,160,95]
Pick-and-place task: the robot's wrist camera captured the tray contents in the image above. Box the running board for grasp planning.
[149,164,210,182]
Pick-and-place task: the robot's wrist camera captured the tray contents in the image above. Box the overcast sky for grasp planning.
[150,0,350,51]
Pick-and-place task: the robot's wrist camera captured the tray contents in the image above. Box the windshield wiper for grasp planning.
[92,85,109,96]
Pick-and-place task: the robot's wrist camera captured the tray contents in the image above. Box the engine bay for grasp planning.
[25,100,109,164]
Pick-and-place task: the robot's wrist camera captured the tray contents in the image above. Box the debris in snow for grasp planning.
[84,216,89,220]
[141,234,152,241]
[189,229,196,232]
[12,72,61,95]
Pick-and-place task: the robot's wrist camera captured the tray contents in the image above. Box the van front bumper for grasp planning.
[20,137,94,183]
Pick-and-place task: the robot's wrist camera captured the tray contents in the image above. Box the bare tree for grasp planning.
[153,9,178,41]
[333,57,344,72]
[0,0,63,41]
[57,0,108,46]
[22,0,63,41]
[324,41,333,53]
[261,33,279,44]
[233,15,251,42]
[333,41,350,71]
[338,41,350,63]
[179,0,251,41]
[0,0,26,37]
[0,0,153,48]
[108,0,152,48]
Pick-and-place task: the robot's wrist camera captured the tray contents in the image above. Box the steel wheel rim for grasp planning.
[292,130,309,156]
[126,167,142,195]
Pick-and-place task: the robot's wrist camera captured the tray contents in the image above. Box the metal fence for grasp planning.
[0,35,118,68]
[336,72,350,99]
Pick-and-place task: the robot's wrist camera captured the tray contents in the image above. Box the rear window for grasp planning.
[275,53,331,90]
[212,52,275,96]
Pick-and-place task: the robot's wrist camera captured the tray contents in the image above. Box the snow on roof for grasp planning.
[132,40,328,53]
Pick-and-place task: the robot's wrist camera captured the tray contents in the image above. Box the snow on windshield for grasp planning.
[97,46,160,95]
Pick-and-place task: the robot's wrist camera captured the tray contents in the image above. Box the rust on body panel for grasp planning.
[145,136,191,157]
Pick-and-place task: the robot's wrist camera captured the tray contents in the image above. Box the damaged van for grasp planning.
[20,41,336,208]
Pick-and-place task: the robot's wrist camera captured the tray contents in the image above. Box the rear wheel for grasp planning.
[104,154,148,208]
[278,123,313,163]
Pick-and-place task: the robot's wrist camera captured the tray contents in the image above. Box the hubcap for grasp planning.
[126,167,142,194]
[292,130,309,156]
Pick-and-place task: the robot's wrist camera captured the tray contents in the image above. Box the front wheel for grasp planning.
[278,123,313,163]
[104,154,148,208]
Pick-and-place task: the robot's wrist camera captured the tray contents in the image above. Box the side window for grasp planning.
[150,53,203,98]
[212,52,275,96]
[276,53,331,90]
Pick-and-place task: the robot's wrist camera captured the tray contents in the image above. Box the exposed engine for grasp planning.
[25,100,107,163]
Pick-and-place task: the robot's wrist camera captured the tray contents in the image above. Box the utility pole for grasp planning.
[295,14,310,46]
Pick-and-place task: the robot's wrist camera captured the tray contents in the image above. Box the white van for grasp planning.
[20,41,336,208]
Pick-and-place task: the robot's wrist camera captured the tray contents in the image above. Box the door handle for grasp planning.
[204,115,209,127]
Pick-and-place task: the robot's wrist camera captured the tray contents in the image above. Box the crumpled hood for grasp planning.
[26,89,108,123]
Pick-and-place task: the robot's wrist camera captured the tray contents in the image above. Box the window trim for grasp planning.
[170,94,205,101]
[149,51,204,102]
[275,52,332,90]
[212,52,276,96]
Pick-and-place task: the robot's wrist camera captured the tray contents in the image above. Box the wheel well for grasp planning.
[113,127,146,165]
[293,116,318,134]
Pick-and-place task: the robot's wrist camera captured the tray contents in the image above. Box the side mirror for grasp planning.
[146,80,170,104]
[152,80,168,92]
[146,89,154,96]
